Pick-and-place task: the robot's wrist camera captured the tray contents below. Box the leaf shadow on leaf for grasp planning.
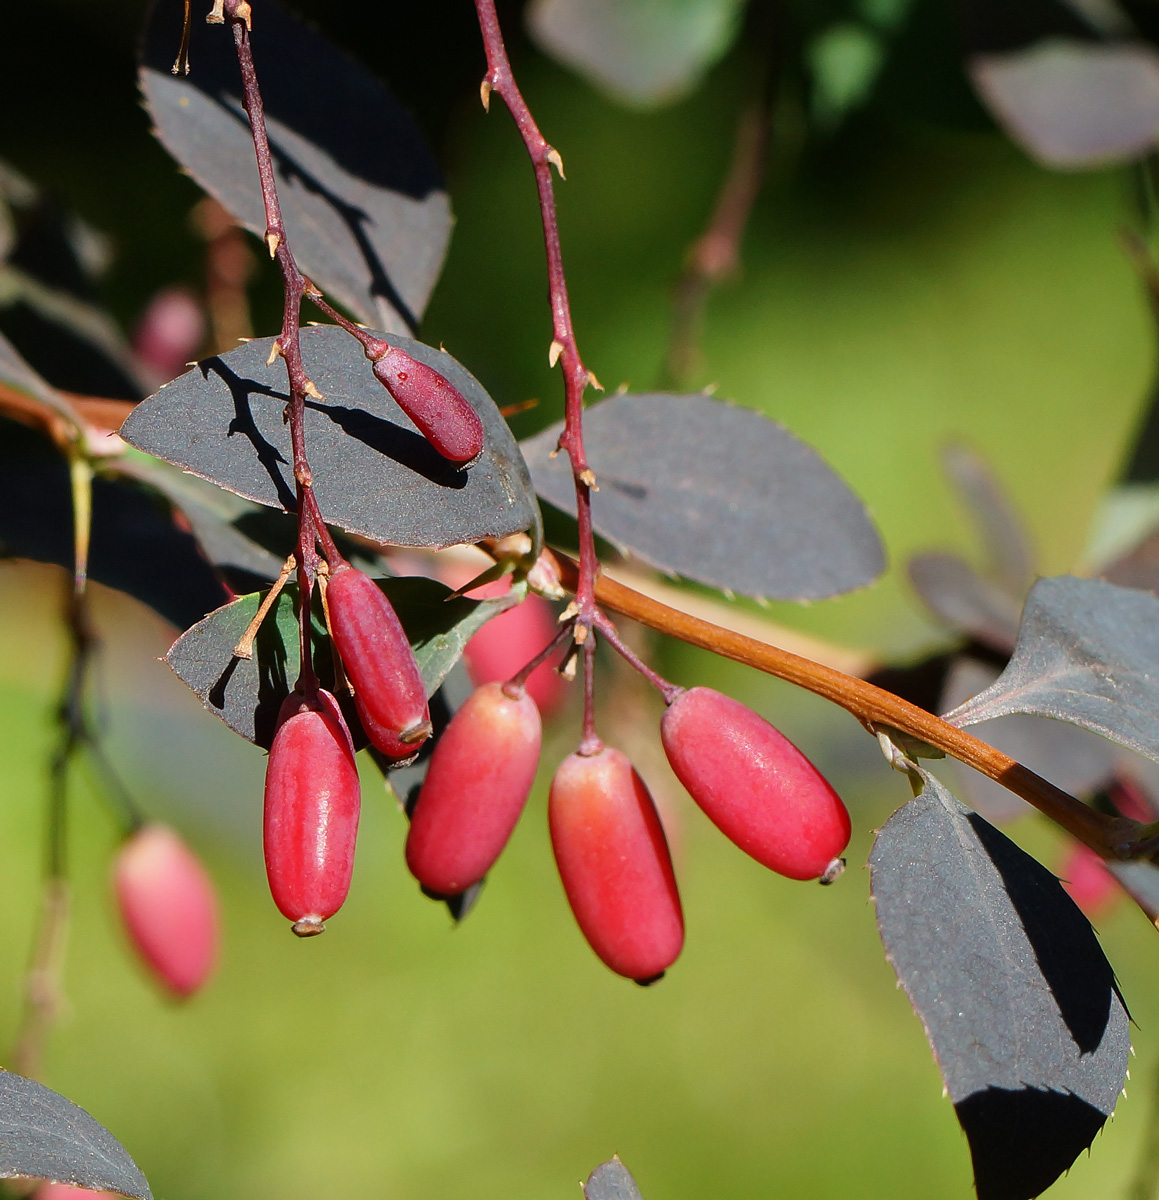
[307,399,469,488]
[967,813,1120,1053]
[955,1087,1110,1200]
[199,97,421,332]
[141,0,445,332]
[202,358,295,510]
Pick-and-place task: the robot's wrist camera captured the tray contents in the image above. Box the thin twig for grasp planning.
[473,0,602,742]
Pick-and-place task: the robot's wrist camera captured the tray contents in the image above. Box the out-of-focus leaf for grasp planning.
[968,39,1159,168]
[119,328,540,549]
[166,577,513,748]
[908,553,1022,652]
[947,576,1159,763]
[140,0,450,333]
[526,0,745,107]
[939,657,1117,824]
[522,392,884,601]
[807,23,886,127]
[0,326,77,427]
[942,443,1034,593]
[870,769,1130,1200]
[0,1070,153,1200]
[114,453,285,582]
[584,1156,644,1200]
[0,420,228,629]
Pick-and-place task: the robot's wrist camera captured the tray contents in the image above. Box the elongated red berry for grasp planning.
[406,682,542,894]
[549,747,684,982]
[660,687,850,881]
[1060,841,1121,919]
[264,689,361,935]
[113,824,218,998]
[35,1185,115,1200]
[369,344,484,464]
[326,563,431,759]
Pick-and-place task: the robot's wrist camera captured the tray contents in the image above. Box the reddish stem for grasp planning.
[472,0,601,724]
[224,0,342,683]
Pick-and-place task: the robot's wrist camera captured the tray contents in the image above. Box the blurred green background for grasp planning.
[2,1,1158,1198]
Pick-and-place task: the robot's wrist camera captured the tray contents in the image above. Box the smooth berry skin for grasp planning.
[463,595,568,717]
[406,682,542,894]
[326,564,430,759]
[661,687,851,881]
[371,347,484,464]
[264,689,361,935]
[549,747,684,982]
[35,1185,116,1200]
[113,824,218,998]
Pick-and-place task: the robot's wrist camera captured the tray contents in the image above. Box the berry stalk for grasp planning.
[472,0,602,750]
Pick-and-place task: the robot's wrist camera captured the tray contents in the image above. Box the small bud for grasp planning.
[266,340,282,366]
[265,230,281,257]
[548,339,564,368]
[480,78,492,111]
[303,379,324,401]
[546,147,565,179]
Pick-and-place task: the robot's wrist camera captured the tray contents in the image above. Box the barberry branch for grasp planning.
[472,0,603,745]
[546,550,1143,860]
[220,0,341,687]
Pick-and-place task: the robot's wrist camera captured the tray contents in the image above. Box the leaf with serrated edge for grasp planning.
[946,576,1159,764]
[165,576,514,748]
[0,1070,152,1199]
[139,0,449,333]
[119,327,540,549]
[583,1156,644,1200]
[521,392,883,601]
[869,768,1129,1200]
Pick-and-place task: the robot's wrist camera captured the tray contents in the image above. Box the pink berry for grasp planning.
[463,595,568,717]
[325,563,431,759]
[264,689,361,935]
[549,747,684,983]
[35,1185,115,1200]
[406,682,542,894]
[1060,841,1121,920]
[112,824,218,998]
[660,687,850,881]
[131,286,205,382]
[370,345,484,464]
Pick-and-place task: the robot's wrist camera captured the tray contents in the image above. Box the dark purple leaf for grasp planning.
[0,1069,152,1200]
[939,657,1117,825]
[908,553,1022,653]
[584,1156,644,1200]
[0,419,229,629]
[946,576,1159,763]
[140,0,450,333]
[119,327,540,549]
[870,769,1130,1200]
[941,443,1033,594]
[521,392,883,600]
[165,576,513,748]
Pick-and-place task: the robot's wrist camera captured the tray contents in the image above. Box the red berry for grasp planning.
[1060,841,1121,919]
[370,345,484,464]
[112,824,218,997]
[326,564,431,759]
[660,687,850,881]
[549,747,684,982]
[463,595,568,717]
[35,1185,115,1200]
[264,689,361,935]
[406,682,542,894]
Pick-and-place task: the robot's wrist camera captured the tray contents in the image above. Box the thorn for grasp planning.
[235,0,252,29]
[480,78,492,112]
[558,600,579,624]
[548,339,564,368]
[574,623,589,645]
[587,370,604,392]
[561,651,578,681]
[546,147,565,179]
[265,230,281,257]
[579,468,598,490]
[702,381,719,395]
[614,381,629,396]
[266,340,283,366]
[207,0,225,22]
[304,380,324,401]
